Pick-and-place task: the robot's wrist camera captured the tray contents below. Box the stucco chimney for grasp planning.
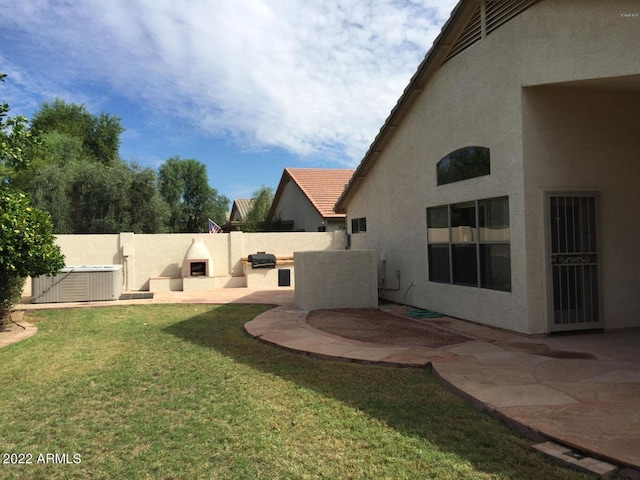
[182,238,214,278]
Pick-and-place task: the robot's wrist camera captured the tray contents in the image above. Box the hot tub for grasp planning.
[31,265,123,303]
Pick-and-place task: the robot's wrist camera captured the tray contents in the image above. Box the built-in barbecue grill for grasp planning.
[248,253,276,268]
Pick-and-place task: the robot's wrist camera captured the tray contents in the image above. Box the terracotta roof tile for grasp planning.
[281,168,355,219]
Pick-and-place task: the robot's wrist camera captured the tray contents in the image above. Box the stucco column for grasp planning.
[228,231,244,276]
[119,232,135,292]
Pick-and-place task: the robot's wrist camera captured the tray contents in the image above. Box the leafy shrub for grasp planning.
[0,275,25,323]
[0,192,65,320]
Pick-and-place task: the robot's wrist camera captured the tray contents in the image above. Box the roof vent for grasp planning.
[445,0,541,63]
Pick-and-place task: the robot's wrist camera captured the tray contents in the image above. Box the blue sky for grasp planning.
[1,0,457,204]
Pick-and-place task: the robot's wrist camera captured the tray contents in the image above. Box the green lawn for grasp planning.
[0,304,593,479]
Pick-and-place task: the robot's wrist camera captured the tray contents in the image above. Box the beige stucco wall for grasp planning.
[522,85,640,331]
[344,1,640,333]
[55,234,121,265]
[130,234,228,290]
[25,231,344,294]
[294,250,378,310]
[273,179,323,231]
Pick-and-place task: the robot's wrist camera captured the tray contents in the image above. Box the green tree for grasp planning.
[128,163,170,233]
[68,161,133,233]
[243,186,274,232]
[14,129,87,195]
[29,161,169,234]
[24,98,168,234]
[29,162,74,233]
[30,98,123,165]
[158,157,229,232]
[1,75,65,319]
[0,192,65,320]
[0,74,38,189]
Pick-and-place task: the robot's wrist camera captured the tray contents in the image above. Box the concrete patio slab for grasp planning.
[244,301,640,473]
[478,384,578,408]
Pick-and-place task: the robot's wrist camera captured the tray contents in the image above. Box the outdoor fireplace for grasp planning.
[182,238,214,278]
[189,261,207,277]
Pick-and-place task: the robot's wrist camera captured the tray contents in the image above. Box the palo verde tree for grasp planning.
[0,74,65,320]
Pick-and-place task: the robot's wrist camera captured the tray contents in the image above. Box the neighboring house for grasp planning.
[230,198,253,222]
[269,168,355,232]
[224,198,254,231]
[335,0,640,335]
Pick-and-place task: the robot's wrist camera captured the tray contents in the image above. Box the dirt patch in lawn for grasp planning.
[0,311,37,348]
[0,319,23,336]
[306,308,473,349]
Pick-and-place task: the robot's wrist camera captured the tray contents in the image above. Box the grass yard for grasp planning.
[0,304,594,479]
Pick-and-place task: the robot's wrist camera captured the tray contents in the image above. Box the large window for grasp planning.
[437,146,490,186]
[427,196,511,291]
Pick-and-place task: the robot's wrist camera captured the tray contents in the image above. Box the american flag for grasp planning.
[208,218,222,234]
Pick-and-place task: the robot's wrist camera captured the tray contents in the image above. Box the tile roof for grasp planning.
[274,168,355,219]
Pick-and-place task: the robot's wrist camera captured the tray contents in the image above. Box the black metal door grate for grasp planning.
[550,195,600,330]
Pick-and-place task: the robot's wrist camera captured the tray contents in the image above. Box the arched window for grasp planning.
[437,146,490,186]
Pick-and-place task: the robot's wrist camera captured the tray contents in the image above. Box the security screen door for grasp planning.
[549,194,602,332]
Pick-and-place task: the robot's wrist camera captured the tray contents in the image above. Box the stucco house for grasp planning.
[230,198,253,223]
[335,0,640,335]
[223,198,254,231]
[270,168,355,232]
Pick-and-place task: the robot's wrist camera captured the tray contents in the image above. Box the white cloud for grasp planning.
[1,0,458,165]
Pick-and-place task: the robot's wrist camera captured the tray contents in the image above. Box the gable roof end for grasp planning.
[230,198,254,220]
[334,0,541,213]
[269,168,356,220]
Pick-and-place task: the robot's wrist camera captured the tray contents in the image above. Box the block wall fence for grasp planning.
[22,231,346,296]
